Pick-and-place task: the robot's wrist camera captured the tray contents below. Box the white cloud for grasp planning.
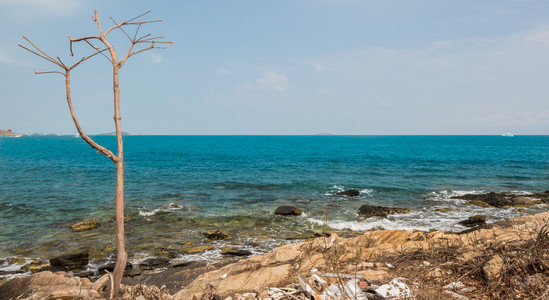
[255,72,289,92]
[314,63,325,71]
[524,28,549,48]
[217,68,231,76]
[149,53,163,64]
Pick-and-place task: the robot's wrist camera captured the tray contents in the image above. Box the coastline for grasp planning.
[1,206,548,299]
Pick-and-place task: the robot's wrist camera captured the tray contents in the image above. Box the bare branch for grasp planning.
[69,35,101,56]
[109,17,133,42]
[126,20,162,25]
[19,38,64,68]
[135,34,152,42]
[94,10,103,35]
[126,44,154,58]
[133,24,142,42]
[34,70,66,76]
[21,36,63,66]
[69,48,109,70]
[127,11,151,23]
[19,44,60,67]
[56,57,67,69]
[84,40,111,63]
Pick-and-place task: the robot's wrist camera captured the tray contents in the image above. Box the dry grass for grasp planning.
[375,224,549,299]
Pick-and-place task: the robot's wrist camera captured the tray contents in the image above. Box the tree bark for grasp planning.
[111,65,126,298]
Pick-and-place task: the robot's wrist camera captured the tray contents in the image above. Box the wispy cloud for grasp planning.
[149,53,163,64]
[217,68,231,76]
[239,72,289,92]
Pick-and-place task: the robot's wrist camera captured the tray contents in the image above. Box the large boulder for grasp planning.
[336,189,360,197]
[274,205,303,216]
[358,204,410,218]
[0,271,98,299]
[49,252,89,271]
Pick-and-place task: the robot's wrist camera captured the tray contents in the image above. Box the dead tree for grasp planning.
[19,10,172,298]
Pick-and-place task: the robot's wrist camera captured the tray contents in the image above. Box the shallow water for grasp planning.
[1,135,548,275]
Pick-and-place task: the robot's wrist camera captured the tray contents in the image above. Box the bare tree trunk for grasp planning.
[20,11,172,298]
[111,65,126,298]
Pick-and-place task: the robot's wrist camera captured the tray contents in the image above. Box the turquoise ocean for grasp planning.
[1,135,548,276]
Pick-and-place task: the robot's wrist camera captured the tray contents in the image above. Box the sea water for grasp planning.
[0,135,548,274]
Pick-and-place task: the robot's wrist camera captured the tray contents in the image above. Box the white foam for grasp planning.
[324,186,373,196]
[139,202,182,217]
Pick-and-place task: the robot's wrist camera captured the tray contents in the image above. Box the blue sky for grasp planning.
[1,0,549,135]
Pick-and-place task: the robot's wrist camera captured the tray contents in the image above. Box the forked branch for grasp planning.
[18,37,117,162]
[68,10,172,67]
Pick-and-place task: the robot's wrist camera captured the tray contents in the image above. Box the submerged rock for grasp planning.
[49,252,89,271]
[139,257,170,270]
[220,247,252,256]
[458,215,487,227]
[184,245,215,254]
[336,189,360,197]
[203,229,231,240]
[454,192,539,208]
[358,204,410,218]
[274,205,303,216]
[70,219,100,231]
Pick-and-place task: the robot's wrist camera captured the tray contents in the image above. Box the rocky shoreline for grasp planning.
[1,191,548,299]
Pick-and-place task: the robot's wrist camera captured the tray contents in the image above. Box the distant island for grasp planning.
[0,129,23,137]
[95,132,132,136]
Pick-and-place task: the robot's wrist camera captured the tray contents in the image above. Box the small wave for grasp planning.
[428,190,483,202]
[324,185,373,196]
[0,257,36,281]
[139,203,183,217]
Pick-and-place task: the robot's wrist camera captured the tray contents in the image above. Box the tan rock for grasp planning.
[0,271,100,299]
[71,219,100,231]
[174,264,293,299]
[184,245,215,254]
[355,269,390,281]
[483,255,504,280]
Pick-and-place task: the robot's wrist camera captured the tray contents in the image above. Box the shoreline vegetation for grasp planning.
[0,191,548,299]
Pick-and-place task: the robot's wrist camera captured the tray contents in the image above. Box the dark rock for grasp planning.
[154,248,180,259]
[453,192,541,207]
[286,232,330,240]
[202,229,230,240]
[138,257,170,270]
[274,205,303,216]
[122,261,217,294]
[49,252,89,271]
[336,189,360,197]
[459,215,487,227]
[458,224,494,234]
[358,204,410,218]
[511,197,535,206]
[97,261,133,273]
[220,247,252,256]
